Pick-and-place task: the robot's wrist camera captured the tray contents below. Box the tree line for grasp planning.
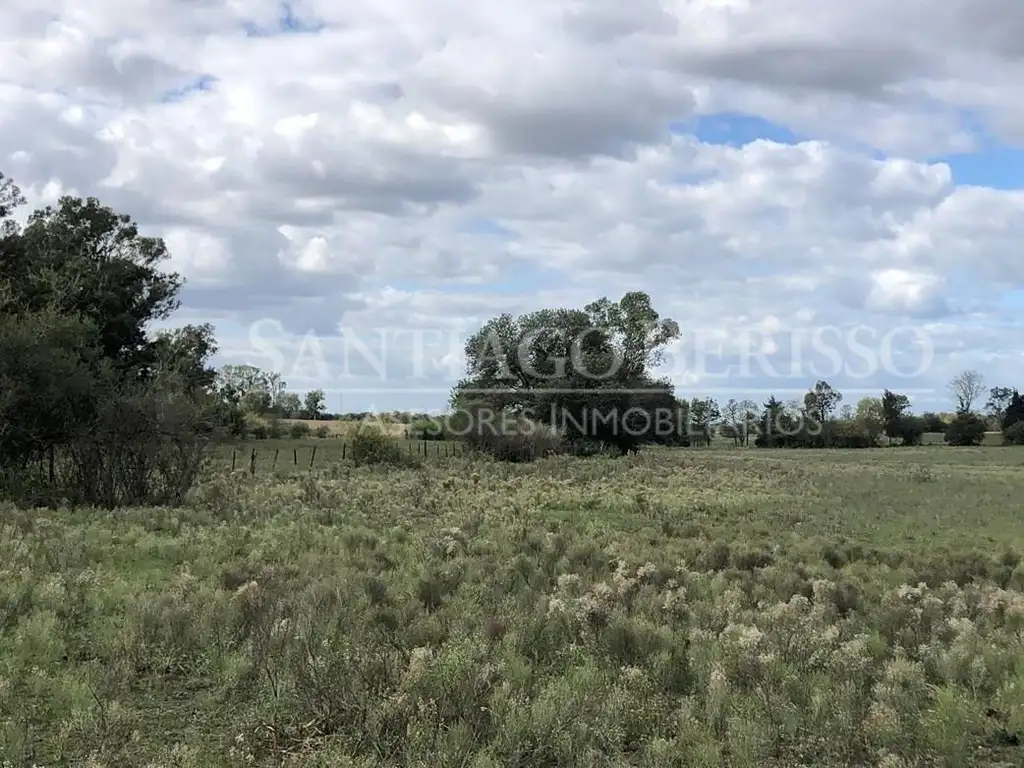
[3,171,1021,506]
[438,297,1024,456]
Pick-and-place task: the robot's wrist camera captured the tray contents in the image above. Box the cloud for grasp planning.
[4,0,1024,411]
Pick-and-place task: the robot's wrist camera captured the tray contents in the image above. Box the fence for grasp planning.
[226,439,468,474]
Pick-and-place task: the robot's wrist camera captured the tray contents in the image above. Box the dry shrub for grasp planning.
[449,405,564,462]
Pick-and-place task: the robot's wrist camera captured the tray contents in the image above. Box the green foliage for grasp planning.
[448,403,565,462]
[829,420,876,448]
[349,425,419,467]
[287,421,311,439]
[687,397,719,447]
[920,412,947,433]
[987,386,1016,425]
[1001,390,1024,431]
[451,291,682,454]
[0,172,217,506]
[804,380,842,424]
[3,447,1024,765]
[266,417,285,439]
[894,415,925,446]
[854,396,884,444]
[1002,421,1024,445]
[409,417,447,440]
[301,388,326,420]
[944,413,988,446]
[882,389,911,441]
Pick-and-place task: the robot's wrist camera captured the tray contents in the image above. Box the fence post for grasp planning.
[293,449,298,466]
[231,449,237,472]
[272,448,279,468]
[309,446,317,469]
[342,442,347,460]
[250,448,257,475]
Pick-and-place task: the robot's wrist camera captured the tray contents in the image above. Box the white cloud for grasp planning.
[4,0,1024,411]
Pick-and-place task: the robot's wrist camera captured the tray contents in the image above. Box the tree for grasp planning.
[948,370,985,415]
[803,380,842,425]
[151,323,219,395]
[881,389,911,444]
[11,194,182,373]
[215,364,289,416]
[854,397,884,445]
[450,292,682,455]
[755,395,797,447]
[302,389,326,420]
[721,398,745,445]
[0,173,218,505]
[688,397,720,447]
[1003,422,1024,445]
[738,399,758,446]
[919,412,946,433]
[986,386,1014,426]
[944,413,987,446]
[1001,390,1024,431]
[277,392,302,418]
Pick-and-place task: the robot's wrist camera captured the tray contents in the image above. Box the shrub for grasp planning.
[830,421,876,448]
[1002,421,1024,445]
[349,426,418,467]
[314,425,331,439]
[466,429,565,462]
[288,421,311,439]
[920,412,947,433]
[409,418,446,441]
[894,415,924,446]
[944,413,987,446]
[445,402,564,462]
[266,418,285,439]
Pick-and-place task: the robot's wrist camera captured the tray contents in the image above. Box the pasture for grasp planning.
[1,445,1023,766]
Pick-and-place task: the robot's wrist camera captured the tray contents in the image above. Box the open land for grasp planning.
[2,445,1023,766]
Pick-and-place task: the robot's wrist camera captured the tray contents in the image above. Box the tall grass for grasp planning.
[1,447,1022,765]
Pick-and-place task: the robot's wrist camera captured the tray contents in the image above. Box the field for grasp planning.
[281,420,412,439]
[215,432,1006,476]
[215,438,467,473]
[2,446,1023,766]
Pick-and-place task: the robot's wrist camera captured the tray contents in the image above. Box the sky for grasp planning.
[3,0,1024,413]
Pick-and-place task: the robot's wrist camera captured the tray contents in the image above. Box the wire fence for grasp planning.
[224,439,468,474]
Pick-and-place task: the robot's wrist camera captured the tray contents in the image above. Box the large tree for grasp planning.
[881,389,911,443]
[985,386,1015,427]
[948,370,985,415]
[854,396,885,445]
[803,380,842,425]
[0,172,219,505]
[1002,390,1024,430]
[450,292,683,454]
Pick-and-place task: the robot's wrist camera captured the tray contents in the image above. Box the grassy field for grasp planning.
[2,446,1023,766]
[281,420,411,439]
[218,432,1004,476]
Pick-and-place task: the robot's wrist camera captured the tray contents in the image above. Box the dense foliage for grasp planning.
[0,174,220,506]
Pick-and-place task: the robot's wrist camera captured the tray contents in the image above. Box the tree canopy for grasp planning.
[0,172,220,506]
[450,292,685,453]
